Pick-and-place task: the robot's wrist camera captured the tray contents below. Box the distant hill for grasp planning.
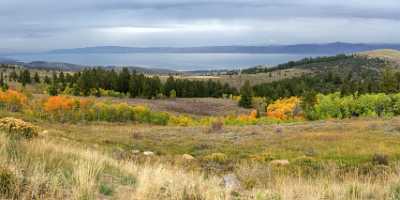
[358,49,400,65]
[23,61,86,71]
[48,42,400,54]
[0,60,178,74]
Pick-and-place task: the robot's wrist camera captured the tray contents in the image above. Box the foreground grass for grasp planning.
[2,117,400,199]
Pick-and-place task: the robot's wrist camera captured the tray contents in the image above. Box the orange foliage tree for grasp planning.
[266,97,303,120]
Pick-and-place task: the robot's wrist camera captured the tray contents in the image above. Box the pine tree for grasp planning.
[48,82,59,96]
[34,72,41,83]
[19,69,31,86]
[9,70,18,81]
[43,75,51,84]
[118,68,131,93]
[239,80,253,108]
[164,76,175,97]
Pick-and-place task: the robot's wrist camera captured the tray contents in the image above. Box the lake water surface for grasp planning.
[10,53,328,71]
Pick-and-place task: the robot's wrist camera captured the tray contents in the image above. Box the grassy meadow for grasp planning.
[3,110,400,199]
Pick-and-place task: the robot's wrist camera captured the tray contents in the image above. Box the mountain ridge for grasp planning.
[48,42,400,54]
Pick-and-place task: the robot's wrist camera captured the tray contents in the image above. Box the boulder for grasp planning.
[143,151,155,156]
[131,150,141,154]
[182,154,195,160]
[270,159,290,166]
[222,174,241,190]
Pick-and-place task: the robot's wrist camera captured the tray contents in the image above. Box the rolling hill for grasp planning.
[358,49,400,66]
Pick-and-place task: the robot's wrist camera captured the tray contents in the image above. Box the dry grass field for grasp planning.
[105,97,250,117]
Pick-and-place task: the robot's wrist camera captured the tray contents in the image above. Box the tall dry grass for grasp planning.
[1,131,400,199]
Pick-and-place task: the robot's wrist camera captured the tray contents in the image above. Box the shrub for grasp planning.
[372,154,389,166]
[249,152,277,162]
[267,97,303,120]
[169,115,194,126]
[169,89,176,98]
[43,96,79,121]
[44,96,76,113]
[0,117,39,139]
[209,120,224,133]
[147,112,170,125]
[99,89,125,98]
[291,156,323,175]
[204,153,228,164]
[0,90,27,112]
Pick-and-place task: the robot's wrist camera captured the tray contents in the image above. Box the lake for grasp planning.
[9,53,328,71]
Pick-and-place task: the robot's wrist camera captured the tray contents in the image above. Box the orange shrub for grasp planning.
[267,97,303,120]
[44,96,75,112]
[0,90,27,112]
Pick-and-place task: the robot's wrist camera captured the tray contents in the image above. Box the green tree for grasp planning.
[34,72,41,83]
[43,75,51,84]
[381,68,397,93]
[48,82,59,96]
[239,80,253,108]
[19,69,31,86]
[164,76,176,97]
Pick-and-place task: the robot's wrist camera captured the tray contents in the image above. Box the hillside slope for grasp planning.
[358,49,400,66]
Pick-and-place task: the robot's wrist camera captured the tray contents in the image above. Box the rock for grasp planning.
[143,151,155,156]
[131,150,140,154]
[41,130,49,135]
[270,159,290,166]
[223,174,241,190]
[275,126,283,134]
[182,154,195,160]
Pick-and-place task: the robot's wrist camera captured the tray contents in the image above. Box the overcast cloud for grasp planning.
[1,0,400,52]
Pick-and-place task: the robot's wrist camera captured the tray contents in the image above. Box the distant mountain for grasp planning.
[0,57,22,65]
[48,42,400,54]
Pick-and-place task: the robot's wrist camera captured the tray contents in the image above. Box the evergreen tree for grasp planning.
[117,68,131,93]
[163,76,175,97]
[34,72,41,83]
[9,70,18,81]
[381,68,397,93]
[19,69,31,86]
[43,75,51,84]
[48,82,59,96]
[239,80,253,108]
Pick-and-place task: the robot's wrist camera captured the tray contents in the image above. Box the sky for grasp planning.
[1,0,400,52]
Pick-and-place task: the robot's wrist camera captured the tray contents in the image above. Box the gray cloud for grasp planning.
[0,0,399,51]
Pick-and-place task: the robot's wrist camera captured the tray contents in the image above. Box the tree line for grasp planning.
[252,68,400,100]
[4,67,238,98]
[242,54,351,74]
